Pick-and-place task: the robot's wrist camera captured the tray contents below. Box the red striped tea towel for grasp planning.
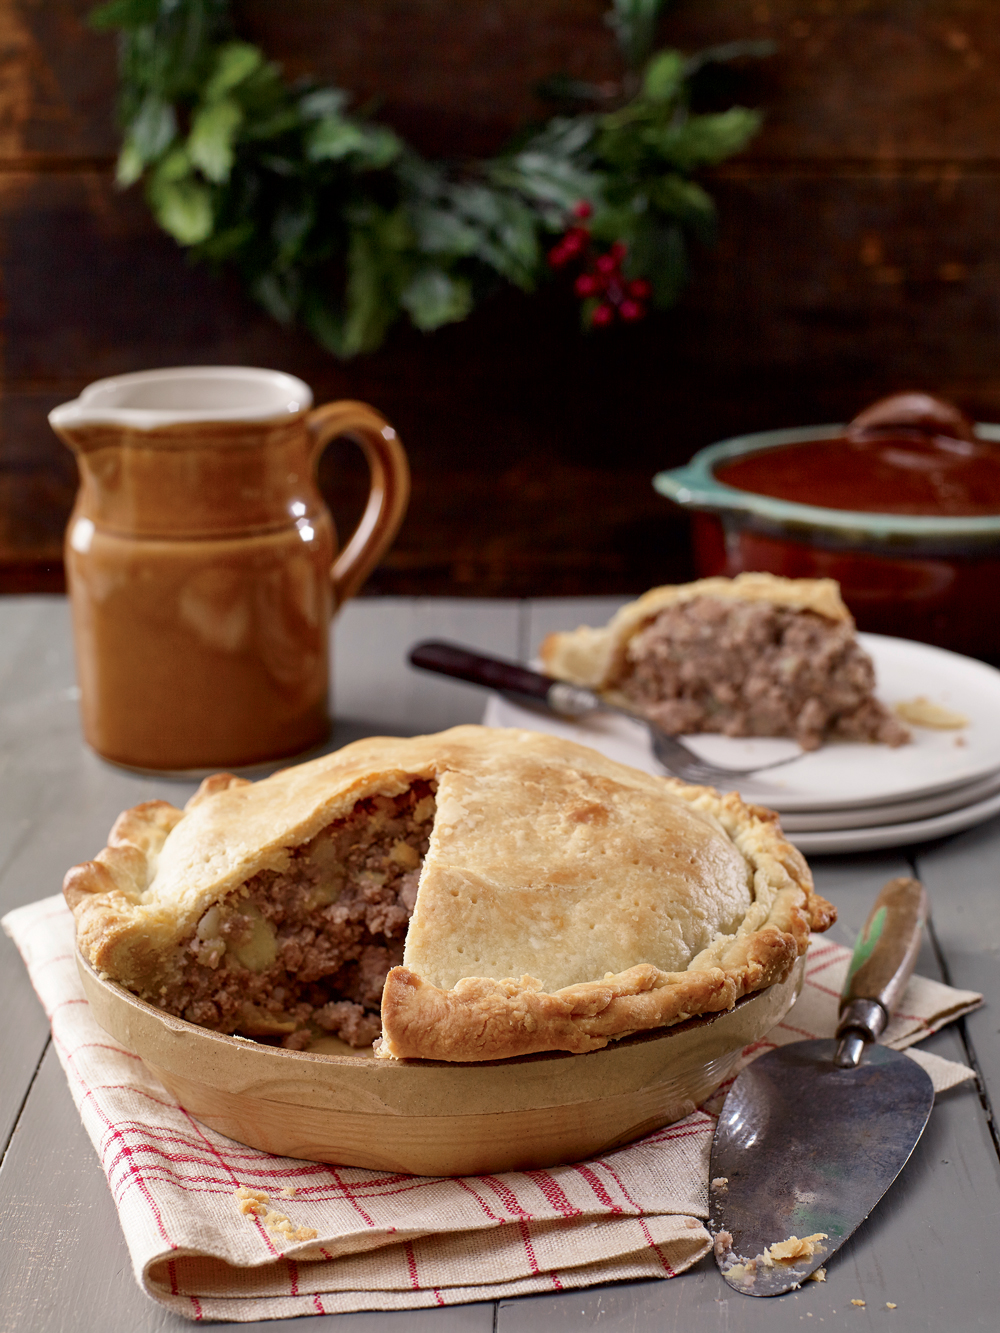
[3,897,980,1323]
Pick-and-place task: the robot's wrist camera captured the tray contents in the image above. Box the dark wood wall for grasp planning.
[2,1,999,595]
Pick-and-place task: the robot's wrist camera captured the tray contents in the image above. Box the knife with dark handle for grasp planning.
[408,640,603,714]
[408,639,811,786]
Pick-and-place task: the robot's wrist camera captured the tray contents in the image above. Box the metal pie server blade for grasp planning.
[709,1039,933,1295]
[709,876,935,1296]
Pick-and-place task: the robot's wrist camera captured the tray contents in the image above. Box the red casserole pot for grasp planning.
[654,395,1000,662]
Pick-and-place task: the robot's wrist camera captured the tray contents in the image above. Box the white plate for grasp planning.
[779,766,1000,832]
[485,634,1000,813]
[788,787,1000,855]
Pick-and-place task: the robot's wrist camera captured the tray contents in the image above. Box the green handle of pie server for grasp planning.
[841,876,928,1020]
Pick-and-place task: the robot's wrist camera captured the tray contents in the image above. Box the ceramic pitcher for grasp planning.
[49,366,409,772]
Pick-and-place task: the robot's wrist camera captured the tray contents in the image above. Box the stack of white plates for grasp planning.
[483,634,1000,855]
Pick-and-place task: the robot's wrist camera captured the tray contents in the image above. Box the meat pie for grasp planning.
[65,726,834,1062]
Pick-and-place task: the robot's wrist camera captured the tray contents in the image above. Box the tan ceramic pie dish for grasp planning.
[79,950,804,1177]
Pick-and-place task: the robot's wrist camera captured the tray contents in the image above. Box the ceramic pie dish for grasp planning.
[64,724,831,1172]
[78,949,805,1176]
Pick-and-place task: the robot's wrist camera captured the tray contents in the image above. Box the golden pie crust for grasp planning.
[539,572,850,692]
[64,725,833,1062]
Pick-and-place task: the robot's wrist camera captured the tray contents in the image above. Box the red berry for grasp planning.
[627,278,652,300]
[595,253,618,276]
[619,298,645,322]
[610,240,628,261]
[548,243,570,268]
[561,230,586,258]
[574,273,600,297]
[591,303,615,327]
[572,200,593,220]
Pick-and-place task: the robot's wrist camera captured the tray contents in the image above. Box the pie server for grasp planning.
[709,875,934,1296]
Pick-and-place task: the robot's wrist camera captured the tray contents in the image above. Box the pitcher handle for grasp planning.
[307,400,410,610]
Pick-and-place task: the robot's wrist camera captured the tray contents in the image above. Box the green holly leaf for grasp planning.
[647,107,763,171]
[125,93,177,165]
[251,268,300,324]
[152,144,193,182]
[204,43,263,101]
[116,140,145,187]
[298,88,349,121]
[96,0,766,356]
[342,230,396,356]
[307,116,401,168]
[196,218,253,261]
[587,201,641,246]
[606,0,667,71]
[307,116,369,161]
[271,200,314,262]
[148,174,214,244]
[409,204,481,258]
[90,0,160,30]
[302,294,347,357]
[498,150,600,214]
[401,269,473,330]
[648,175,716,239]
[642,50,685,104]
[188,97,242,182]
[356,125,403,170]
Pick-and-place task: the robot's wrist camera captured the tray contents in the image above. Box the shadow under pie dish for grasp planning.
[65,725,833,1171]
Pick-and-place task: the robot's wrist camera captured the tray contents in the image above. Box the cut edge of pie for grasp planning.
[539,573,851,692]
[63,725,834,1063]
[539,573,908,751]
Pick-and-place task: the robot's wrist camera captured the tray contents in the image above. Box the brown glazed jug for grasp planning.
[49,366,409,771]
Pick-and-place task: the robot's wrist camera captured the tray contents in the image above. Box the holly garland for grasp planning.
[91,0,771,357]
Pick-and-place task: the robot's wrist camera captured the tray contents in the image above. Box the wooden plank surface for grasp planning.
[498,850,1000,1331]
[913,818,1000,1119]
[0,1049,495,1333]
[1,596,998,1331]
[6,3,1000,594]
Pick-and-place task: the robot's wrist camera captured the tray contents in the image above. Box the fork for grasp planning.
[408,640,805,786]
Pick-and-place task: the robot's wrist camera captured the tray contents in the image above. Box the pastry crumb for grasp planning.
[235,1186,316,1242]
[713,1230,733,1258]
[810,1267,826,1282]
[851,1298,866,1307]
[766,1233,828,1263]
[234,1185,269,1216]
[715,1231,827,1287]
[280,1186,298,1198]
[711,1177,729,1190]
[894,696,968,729]
[886,1303,897,1309]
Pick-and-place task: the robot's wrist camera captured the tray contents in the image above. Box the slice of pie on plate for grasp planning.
[540,572,909,751]
[65,725,834,1062]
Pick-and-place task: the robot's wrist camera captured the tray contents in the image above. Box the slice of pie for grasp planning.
[540,573,909,751]
[65,725,834,1062]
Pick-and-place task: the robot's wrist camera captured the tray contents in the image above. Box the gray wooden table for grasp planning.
[1,596,997,1332]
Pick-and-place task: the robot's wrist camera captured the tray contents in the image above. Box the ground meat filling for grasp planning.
[619,598,909,751]
[156,781,436,1048]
